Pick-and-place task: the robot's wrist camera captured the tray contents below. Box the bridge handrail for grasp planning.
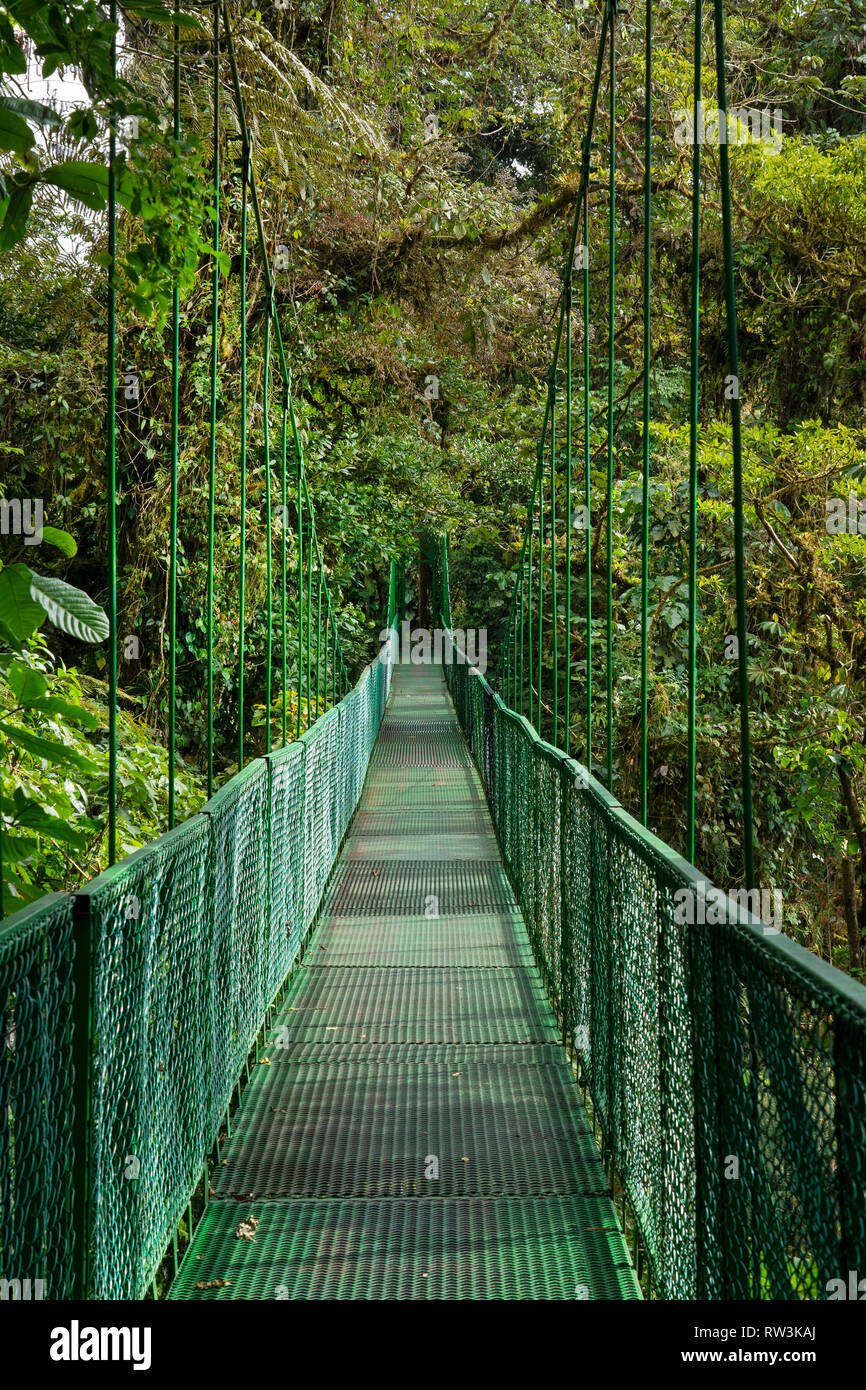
[0,595,395,1300]
[441,620,866,1301]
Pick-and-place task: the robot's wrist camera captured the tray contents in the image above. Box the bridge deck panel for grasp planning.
[172,664,639,1300]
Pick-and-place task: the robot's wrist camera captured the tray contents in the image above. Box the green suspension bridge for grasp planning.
[2,0,866,1302]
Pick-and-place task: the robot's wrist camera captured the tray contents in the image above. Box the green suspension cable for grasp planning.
[316,559,322,718]
[281,383,288,746]
[324,603,330,711]
[550,376,558,745]
[296,474,303,739]
[495,13,609,751]
[107,0,118,864]
[168,2,180,830]
[606,2,616,790]
[223,7,343,741]
[639,0,652,826]
[713,0,755,890]
[263,307,272,756]
[527,501,534,726]
[519,537,526,717]
[496,586,511,693]
[584,191,592,770]
[687,0,703,863]
[565,276,572,757]
[237,149,247,772]
[536,442,544,734]
[332,607,337,707]
[207,48,222,800]
[306,520,313,727]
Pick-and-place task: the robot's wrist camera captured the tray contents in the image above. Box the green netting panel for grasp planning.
[0,893,75,1298]
[691,917,866,1300]
[169,1196,641,1301]
[443,640,866,1301]
[264,741,306,1002]
[75,815,211,1299]
[0,619,393,1302]
[331,659,387,859]
[301,708,343,930]
[334,688,362,842]
[202,759,271,1119]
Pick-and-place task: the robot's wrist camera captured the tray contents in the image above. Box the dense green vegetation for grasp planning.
[1,0,865,979]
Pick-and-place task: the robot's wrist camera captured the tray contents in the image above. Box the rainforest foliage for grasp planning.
[0,0,865,979]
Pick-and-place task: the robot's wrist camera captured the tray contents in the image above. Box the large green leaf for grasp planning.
[0,179,35,252]
[7,658,48,705]
[28,695,100,730]
[0,720,99,772]
[0,833,38,865]
[0,103,34,152]
[5,791,90,853]
[0,95,60,129]
[121,1,202,26]
[37,525,77,558]
[0,564,45,641]
[0,17,26,76]
[42,161,109,211]
[28,573,109,644]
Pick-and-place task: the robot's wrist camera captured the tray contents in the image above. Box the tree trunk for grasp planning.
[841,855,861,971]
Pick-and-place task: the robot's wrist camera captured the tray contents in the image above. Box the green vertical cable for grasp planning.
[332,608,337,706]
[713,0,755,890]
[606,5,616,789]
[536,443,544,734]
[687,0,703,863]
[329,599,335,707]
[527,503,534,727]
[639,0,652,825]
[281,383,288,746]
[565,278,572,756]
[507,596,516,704]
[306,521,313,727]
[508,601,515,701]
[326,600,332,708]
[519,540,525,717]
[499,600,507,699]
[500,600,507,700]
[237,150,247,772]
[495,594,508,694]
[168,2,179,830]
[107,0,118,865]
[316,558,322,718]
[324,601,330,711]
[207,6,221,794]
[263,307,272,756]
[584,194,592,770]
[296,455,303,739]
[550,376,558,745]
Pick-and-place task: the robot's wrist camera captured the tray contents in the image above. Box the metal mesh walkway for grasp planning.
[171,665,640,1301]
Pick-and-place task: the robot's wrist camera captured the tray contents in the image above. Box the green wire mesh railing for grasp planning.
[0,570,396,1300]
[436,537,866,1301]
[0,894,76,1300]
